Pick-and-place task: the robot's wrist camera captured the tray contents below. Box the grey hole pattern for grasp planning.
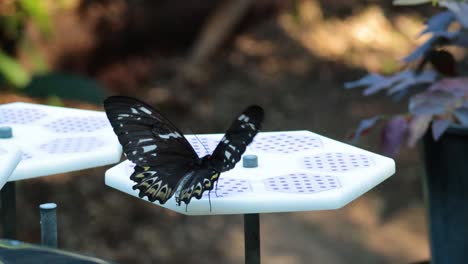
[202,178,251,198]
[188,137,219,157]
[21,152,33,160]
[39,137,105,154]
[264,173,341,193]
[0,108,47,124]
[250,134,322,154]
[43,116,110,133]
[127,162,136,174]
[303,152,374,172]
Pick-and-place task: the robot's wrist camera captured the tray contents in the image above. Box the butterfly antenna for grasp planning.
[188,128,210,156]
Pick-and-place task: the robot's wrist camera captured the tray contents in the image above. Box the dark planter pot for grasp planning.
[422,125,468,264]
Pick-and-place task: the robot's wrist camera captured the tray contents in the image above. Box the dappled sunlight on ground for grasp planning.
[278,1,426,73]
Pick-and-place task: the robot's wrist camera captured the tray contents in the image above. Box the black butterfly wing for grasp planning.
[210,105,264,172]
[177,105,264,205]
[104,96,200,204]
[130,164,193,204]
[176,167,220,205]
[104,96,199,166]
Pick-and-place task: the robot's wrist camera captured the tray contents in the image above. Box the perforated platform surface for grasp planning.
[0,102,122,181]
[105,130,395,215]
[0,142,21,189]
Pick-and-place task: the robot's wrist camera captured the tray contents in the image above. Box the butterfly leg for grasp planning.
[208,190,212,212]
[215,181,220,197]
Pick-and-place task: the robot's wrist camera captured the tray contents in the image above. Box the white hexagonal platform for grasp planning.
[0,142,21,189]
[105,130,395,215]
[0,102,122,181]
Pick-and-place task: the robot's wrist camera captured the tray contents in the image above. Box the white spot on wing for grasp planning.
[159,132,181,139]
[225,151,231,159]
[139,106,152,115]
[238,114,250,122]
[142,145,157,153]
[138,138,153,143]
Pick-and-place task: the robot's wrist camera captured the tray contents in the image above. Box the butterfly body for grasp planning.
[104,96,264,206]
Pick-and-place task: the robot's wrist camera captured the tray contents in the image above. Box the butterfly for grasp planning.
[104,96,264,206]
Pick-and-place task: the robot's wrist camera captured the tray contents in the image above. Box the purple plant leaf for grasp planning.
[409,90,457,116]
[452,30,468,47]
[381,116,409,157]
[408,115,432,147]
[420,11,456,36]
[404,36,439,62]
[387,70,437,95]
[432,118,451,140]
[404,32,457,62]
[454,107,468,126]
[350,116,381,143]
[386,79,415,96]
[363,70,413,95]
[428,77,468,98]
[344,74,386,89]
[391,89,410,102]
[439,2,468,28]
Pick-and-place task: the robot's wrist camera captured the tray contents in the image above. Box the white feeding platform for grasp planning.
[0,102,122,181]
[105,130,395,215]
[0,142,21,190]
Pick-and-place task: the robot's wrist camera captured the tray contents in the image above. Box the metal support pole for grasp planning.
[244,213,260,264]
[40,203,58,248]
[1,181,16,239]
[242,154,261,264]
[0,126,16,239]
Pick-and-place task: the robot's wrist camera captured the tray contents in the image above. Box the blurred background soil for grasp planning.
[0,0,448,263]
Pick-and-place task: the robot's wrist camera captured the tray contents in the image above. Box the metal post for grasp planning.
[1,181,16,239]
[423,128,468,263]
[244,213,260,264]
[242,155,260,264]
[0,126,17,239]
[40,203,58,248]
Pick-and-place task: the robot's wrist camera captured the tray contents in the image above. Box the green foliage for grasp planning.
[18,0,52,34]
[0,1,106,105]
[0,50,31,87]
[23,73,107,105]
[0,0,52,88]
